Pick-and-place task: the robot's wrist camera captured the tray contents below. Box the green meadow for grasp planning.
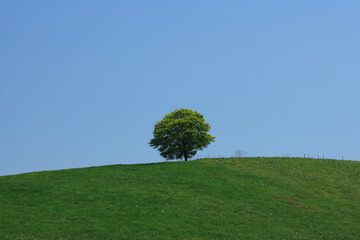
[1,157,359,239]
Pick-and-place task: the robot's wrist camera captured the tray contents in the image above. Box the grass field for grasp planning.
[1,157,359,239]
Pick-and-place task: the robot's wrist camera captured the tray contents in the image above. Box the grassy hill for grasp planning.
[1,157,359,239]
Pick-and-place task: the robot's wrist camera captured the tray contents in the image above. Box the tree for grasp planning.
[149,108,215,161]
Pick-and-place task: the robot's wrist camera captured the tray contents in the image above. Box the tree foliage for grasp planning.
[149,108,215,161]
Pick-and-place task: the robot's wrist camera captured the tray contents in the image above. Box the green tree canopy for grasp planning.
[149,108,215,161]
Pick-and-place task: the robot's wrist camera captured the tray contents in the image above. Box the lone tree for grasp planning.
[149,108,215,161]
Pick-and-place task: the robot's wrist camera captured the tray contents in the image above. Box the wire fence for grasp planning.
[192,153,352,161]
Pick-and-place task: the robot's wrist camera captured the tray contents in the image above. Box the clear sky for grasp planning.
[1,1,359,176]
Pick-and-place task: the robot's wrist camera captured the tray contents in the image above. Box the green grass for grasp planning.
[1,157,359,239]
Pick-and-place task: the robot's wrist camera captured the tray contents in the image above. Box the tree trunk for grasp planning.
[183,143,188,161]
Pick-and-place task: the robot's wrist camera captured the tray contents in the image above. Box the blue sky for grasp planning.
[1,1,359,176]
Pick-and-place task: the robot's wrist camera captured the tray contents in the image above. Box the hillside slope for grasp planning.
[1,157,359,239]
